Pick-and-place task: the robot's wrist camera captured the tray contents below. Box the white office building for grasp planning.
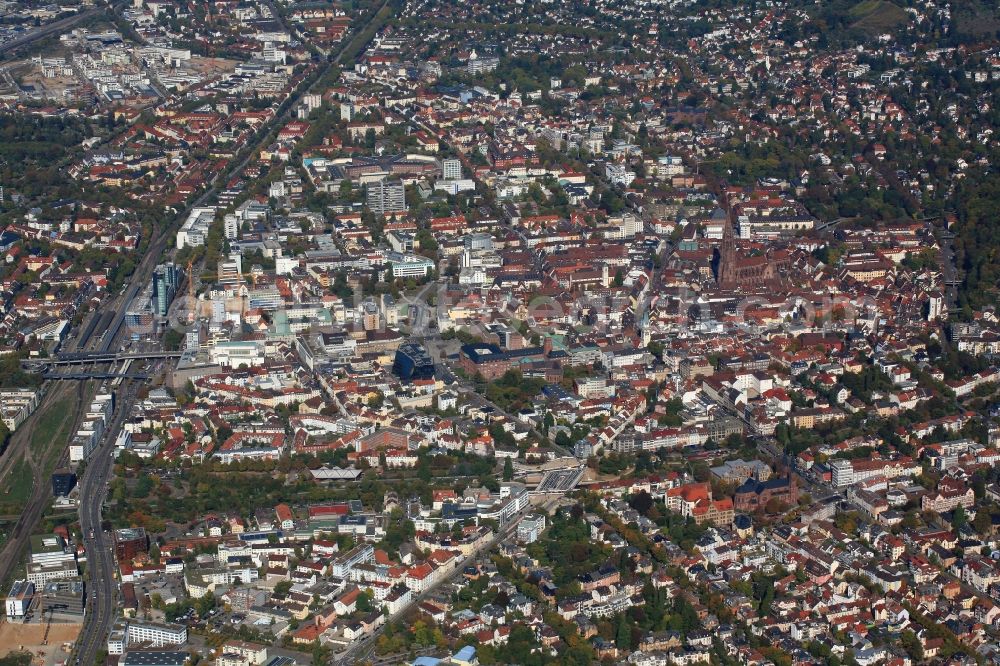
[384,251,434,279]
[176,207,217,249]
[516,515,546,544]
[126,620,188,648]
[331,543,374,578]
[5,580,33,617]
[25,535,78,584]
[223,214,240,240]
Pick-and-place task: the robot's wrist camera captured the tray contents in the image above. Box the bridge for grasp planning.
[26,351,182,367]
[531,466,586,495]
[43,371,150,381]
[815,216,858,232]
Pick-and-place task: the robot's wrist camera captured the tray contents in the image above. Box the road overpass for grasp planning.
[43,371,150,381]
[26,351,181,367]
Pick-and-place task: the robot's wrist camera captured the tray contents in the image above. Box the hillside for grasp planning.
[848,0,908,33]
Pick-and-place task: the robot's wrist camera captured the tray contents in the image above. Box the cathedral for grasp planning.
[716,211,779,290]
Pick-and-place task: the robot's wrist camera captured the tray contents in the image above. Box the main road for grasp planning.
[73,379,139,665]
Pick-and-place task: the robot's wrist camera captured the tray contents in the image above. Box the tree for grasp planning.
[472,372,487,394]
[415,228,439,254]
[751,573,776,616]
[417,458,432,483]
[952,504,968,531]
[691,461,711,483]
[502,457,514,481]
[615,613,631,649]
[194,591,217,617]
[900,629,924,661]
[973,508,992,535]
[764,497,788,514]
[628,491,654,516]
[380,509,414,552]
[163,327,185,351]
[311,642,331,666]
[645,382,659,411]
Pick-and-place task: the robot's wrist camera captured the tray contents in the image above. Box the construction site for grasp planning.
[1,578,85,666]
[0,623,82,666]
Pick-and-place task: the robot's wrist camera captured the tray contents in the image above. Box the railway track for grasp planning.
[3,0,397,652]
[0,381,84,587]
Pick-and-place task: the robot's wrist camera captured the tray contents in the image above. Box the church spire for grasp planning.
[718,208,737,289]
